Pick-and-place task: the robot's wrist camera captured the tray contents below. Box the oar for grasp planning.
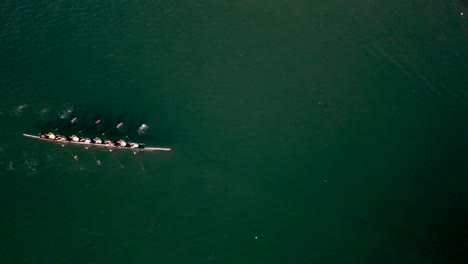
[55,117,78,131]
[78,145,102,166]
[100,122,126,168]
[124,134,137,153]
[124,124,148,138]
[75,119,107,166]
[60,144,78,161]
[108,147,124,168]
[121,134,145,171]
[117,122,145,171]
[79,119,101,133]
[101,122,124,136]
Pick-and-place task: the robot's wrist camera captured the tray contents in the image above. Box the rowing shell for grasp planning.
[23,134,171,152]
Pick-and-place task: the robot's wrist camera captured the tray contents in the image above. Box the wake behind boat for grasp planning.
[23,133,171,152]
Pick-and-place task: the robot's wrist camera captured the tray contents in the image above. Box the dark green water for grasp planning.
[1,1,467,263]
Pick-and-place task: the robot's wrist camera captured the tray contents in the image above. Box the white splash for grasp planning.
[58,106,76,119]
[40,105,49,118]
[14,104,28,115]
[138,124,149,135]
[23,151,38,176]
[8,161,14,171]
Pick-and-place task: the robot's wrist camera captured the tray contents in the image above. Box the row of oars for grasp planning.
[54,117,145,171]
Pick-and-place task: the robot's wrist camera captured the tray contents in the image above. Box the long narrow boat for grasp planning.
[23,134,171,152]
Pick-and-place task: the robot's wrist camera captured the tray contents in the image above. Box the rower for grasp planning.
[93,137,103,144]
[40,133,47,139]
[80,137,91,143]
[104,140,115,146]
[56,135,67,141]
[129,142,139,148]
[70,135,80,142]
[47,132,56,140]
[117,139,127,147]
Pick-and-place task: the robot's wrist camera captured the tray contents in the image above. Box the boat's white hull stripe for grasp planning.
[22,134,171,151]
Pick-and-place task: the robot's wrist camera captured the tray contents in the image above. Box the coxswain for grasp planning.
[47,132,56,140]
[117,139,127,147]
[70,135,79,142]
[40,133,47,138]
[93,137,103,144]
[129,142,139,148]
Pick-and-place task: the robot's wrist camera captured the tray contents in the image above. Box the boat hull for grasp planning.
[23,134,171,151]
